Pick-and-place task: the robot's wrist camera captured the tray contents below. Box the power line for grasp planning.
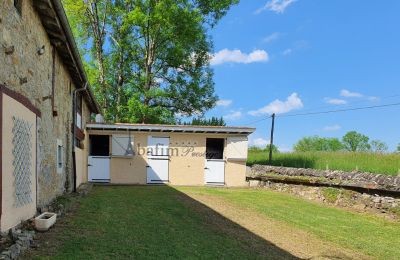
[277,102,400,118]
[298,94,400,114]
[243,101,400,126]
[243,115,272,126]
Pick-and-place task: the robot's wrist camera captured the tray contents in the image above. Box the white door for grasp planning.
[147,137,169,183]
[205,160,225,185]
[88,156,110,182]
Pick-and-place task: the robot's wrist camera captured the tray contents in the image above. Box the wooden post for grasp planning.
[268,113,275,165]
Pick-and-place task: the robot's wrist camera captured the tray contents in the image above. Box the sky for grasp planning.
[205,0,400,152]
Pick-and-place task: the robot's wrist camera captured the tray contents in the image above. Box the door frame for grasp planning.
[204,159,225,185]
[204,138,225,185]
[88,156,111,183]
[147,136,170,184]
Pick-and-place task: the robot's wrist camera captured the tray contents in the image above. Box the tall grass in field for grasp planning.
[247,151,400,176]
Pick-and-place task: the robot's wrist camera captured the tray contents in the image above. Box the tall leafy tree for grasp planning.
[396,143,400,153]
[62,0,239,123]
[370,140,388,153]
[342,131,371,152]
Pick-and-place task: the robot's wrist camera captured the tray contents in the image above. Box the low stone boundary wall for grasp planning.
[249,165,400,194]
[249,181,400,217]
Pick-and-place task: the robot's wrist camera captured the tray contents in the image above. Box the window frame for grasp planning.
[57,139,63,174]
[76,94,83,129]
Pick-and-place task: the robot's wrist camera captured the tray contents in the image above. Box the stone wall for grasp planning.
[249,180,400,218]
[250,165,400,193]
[0,0,91,207]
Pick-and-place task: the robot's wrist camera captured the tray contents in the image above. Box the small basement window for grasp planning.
[206,138,224,160]
[14,0,22,15]
[90,135,110,156]
[57,139,63,174]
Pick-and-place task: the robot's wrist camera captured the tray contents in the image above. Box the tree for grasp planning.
[342,131,371,152]
[248,144,279,153]
[397,143,400,153]
[63,0,239,123]
[293,136,343,152]
[184,117,226,126]
[370,140,388,153]
[265,144,279,153]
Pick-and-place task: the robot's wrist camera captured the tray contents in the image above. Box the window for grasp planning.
[112,134,134,157]
[57,139,63,174]
[76,94,82,129]
[89,135,110,156]
[206,138,224,160]
[14,0,22,15]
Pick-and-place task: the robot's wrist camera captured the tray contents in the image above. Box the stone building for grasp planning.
[0,0,100,231]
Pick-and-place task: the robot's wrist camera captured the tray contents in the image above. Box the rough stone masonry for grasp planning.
[249,165,400,193]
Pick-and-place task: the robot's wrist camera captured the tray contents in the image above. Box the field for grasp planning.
[25,186,400,259]
[248,150,400,176]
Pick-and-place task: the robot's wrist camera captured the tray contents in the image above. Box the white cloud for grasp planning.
[325,98,347,105]
[248,93,303,116]
[216,99,232,107]
[250,138,270,148]
[323,124,341,132]
[263,32,281,43]
[340,89,363,98]
[255,0,297,14]
[282,48,293,56]
[210,49,269,66]
[223,111,242,121]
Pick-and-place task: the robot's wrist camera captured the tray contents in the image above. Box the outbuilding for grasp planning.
[84,123,255,186]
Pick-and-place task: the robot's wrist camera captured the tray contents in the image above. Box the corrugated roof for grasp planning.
[87,123,256,135]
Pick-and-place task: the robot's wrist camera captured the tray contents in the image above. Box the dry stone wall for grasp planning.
[250,165,400,193]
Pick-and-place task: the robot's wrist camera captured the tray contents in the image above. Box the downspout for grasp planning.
[72,82,88,192]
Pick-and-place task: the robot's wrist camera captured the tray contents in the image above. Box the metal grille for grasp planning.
[12,116,33,207]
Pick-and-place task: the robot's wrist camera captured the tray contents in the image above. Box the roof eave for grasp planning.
[33,0,101,114]
[86,123,256,135]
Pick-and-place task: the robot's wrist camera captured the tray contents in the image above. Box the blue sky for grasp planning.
[205,0,400,152]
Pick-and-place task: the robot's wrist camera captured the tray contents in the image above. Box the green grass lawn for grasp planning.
[29,186,400,259]
[247,150,400,176]
[30,186,296,259]
[180,187,400,260]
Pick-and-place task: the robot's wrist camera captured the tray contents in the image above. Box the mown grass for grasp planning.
[31,186,295,259]
[247,150,400,176]
[180,187,400,260]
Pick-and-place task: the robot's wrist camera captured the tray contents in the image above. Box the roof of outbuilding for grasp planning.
[86,123,256,135]
[33,0,100,114]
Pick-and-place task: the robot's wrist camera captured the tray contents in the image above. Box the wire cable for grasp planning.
[243,102,400,126]
[277,102,400,118]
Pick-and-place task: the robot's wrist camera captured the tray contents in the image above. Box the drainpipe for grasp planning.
[72,82,88,192]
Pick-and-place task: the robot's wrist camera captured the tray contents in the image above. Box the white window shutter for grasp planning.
[112,135,134,156]
[226,137,248,160]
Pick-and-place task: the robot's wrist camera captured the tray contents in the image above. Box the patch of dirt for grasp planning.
[178,191,371,260]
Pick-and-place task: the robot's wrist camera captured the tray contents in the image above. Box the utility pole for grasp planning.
[268,113,275,165]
